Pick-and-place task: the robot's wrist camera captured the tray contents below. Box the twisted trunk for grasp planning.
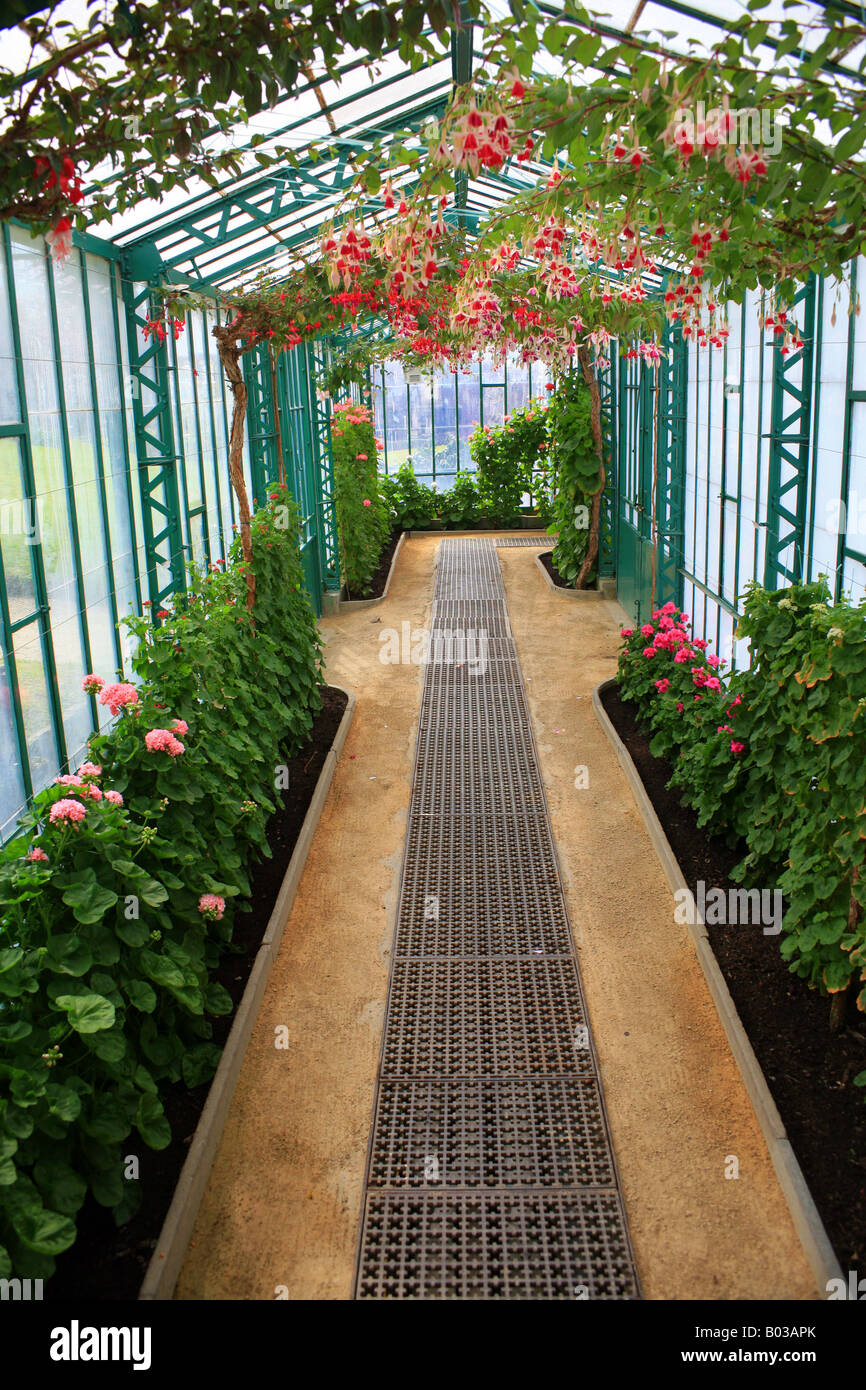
[214,322,256,612]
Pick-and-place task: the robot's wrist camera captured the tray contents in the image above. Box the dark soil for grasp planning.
[601,681,866,1270]
[344,529,403,600]
[539,549,598,592]
[46,685,349,1302]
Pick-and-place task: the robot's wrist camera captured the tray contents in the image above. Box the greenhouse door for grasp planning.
[616,359,656,625]
[615,335,687,625]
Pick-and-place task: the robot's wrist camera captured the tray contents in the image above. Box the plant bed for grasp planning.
[44,685,350,1302]
[600,680,866,1271]
[537,550,603,597]
[342,528,403,602]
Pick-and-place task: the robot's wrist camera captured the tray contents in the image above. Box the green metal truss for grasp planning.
[242,340,280,507]
[764,275,817,589]
[655,317,688,607]
[309,337,341,592]
[121,244,187,608]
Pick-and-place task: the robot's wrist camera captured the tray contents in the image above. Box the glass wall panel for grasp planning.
[0,239,20,424]
[0,645,27,840]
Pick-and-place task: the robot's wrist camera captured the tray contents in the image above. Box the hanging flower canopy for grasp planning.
[3,0,863,375]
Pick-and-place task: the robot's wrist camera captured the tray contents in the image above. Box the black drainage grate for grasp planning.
[354,539,640,1299]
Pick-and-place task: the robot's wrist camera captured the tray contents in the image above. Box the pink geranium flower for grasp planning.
[655,678,670,692]
[730,741,745,754]
[99,682,139,716]
[27,846,49,862]
[55,774,84,788]
[676,702,684,713]
[79,761,102,778]
[356,454,368,461]
[620,628,633,637]
[198,893,226,921]
[104,789,124,806]
[640,624,654,638]
[145,729,185,757]
[171,719,189,737]
[643,647,656,659]
[362,499,372,507]
[49,798,86,825]
[82,674,105,694]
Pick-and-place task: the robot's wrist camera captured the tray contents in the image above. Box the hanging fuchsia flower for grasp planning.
[104,790,124,807]
[99,682,139,716]
[198,893,226,921]
[82,673,105,694]
[27,846,49,862]
[45,217,73,264]
[49,798,86,826]
[145,728,185,756]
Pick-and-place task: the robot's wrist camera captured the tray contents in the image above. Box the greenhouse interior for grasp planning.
[0,0,865,1334]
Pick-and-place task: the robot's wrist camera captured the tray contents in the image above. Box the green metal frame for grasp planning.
[655,318,688,607]
[309,337,341,592]
[764,275,817,589]
[120,245,186,608]
[374,357,553,484]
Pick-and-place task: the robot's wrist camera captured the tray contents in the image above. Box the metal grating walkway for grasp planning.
[354,539,640,1299]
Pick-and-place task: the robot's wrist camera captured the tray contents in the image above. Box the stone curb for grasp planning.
[324,532,407,614]
[592,677,842,1299]
[139,687,357,1300]
[534,551,614,600]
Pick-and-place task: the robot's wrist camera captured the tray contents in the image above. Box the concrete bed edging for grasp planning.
[408,527,554,538]
[139,686,356,1301]
[592,677,843,1299]
[324,532,407,614]
[534,552,617,601]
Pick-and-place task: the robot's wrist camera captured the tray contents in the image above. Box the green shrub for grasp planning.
[438,471,481,529]
[548,373,602,587]
[331,399,390,596]
[616,581,866,1048]
[0,491,323,1280]
[469,400,550,526]
[380,461,440,530]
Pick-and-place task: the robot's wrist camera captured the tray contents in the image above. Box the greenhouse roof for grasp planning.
[3,0,862,291]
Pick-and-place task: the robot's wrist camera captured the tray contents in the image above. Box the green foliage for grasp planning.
[437,471,482,529]
[548,373,602,588]
[469,399,551,526]
[380,461,440,530]
[616,581,866,1039]
[0,492,323,1278]
[330,399,390,596]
